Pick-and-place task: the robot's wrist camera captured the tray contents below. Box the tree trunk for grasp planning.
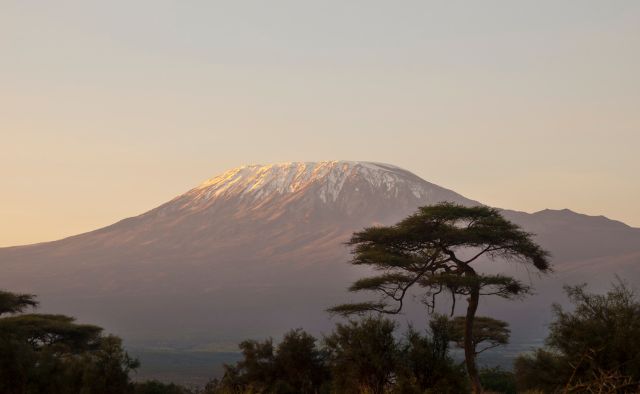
[464,273,482,394]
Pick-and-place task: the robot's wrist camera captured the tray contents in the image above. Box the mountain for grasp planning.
[1,161,639,348]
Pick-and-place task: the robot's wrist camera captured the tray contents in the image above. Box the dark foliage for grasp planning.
[0,289,139,394]
[209,329,329,393]
[514,348,567,393]
[324,317,397,394]
[208,316,465,394]
[515,281,640,393]
[133,380,193,394]
[395,315,468,394]
[479,367,516,394]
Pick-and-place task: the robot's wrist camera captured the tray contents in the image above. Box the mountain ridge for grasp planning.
[4,161,638,250]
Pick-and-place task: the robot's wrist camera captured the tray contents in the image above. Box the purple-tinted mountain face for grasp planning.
[1,161,639,345]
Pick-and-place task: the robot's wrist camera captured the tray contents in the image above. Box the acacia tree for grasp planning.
[329,203,550,393]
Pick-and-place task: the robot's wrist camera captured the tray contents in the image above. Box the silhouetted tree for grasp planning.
[274,329,329,393]
[329,203,550,393]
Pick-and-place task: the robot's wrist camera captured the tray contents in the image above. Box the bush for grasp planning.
[210,328,329,394]
[395,316,467,394]
[514,281,640,392]
[479,366,516,394]
[133,380,192,394]
[324,317,398,394]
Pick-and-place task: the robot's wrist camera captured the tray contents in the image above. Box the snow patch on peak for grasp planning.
[192,161,430,203]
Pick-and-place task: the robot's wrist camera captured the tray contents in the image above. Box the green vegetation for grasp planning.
[2,204,640,393]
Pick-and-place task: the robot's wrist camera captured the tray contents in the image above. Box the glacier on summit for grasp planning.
[191,161,454,204]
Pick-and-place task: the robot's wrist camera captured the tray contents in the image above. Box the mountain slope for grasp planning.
[1,161,639,345]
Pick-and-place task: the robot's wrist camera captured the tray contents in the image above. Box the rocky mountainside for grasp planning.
[1,161,639,345]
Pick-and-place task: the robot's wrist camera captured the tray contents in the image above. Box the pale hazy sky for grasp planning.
[1,1,639,247]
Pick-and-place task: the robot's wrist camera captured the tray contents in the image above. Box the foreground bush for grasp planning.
[207,328,329,393]
[133,380,193,394]
[208,316,466,394]
[515,281,640,393]
[479,367,516,394]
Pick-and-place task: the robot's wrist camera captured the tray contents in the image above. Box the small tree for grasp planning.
[211,329,329,394]
[274,329,329,393]
[216,337,277,392]
[329,203,550,393]
[450,316,510,356]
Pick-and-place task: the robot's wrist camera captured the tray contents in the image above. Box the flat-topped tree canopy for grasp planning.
[330,203,550,316]
[384,203,550,271]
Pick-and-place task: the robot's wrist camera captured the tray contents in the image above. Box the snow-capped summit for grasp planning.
[177,161,475,213]
[194,161,427,203]
[197,161,399,199]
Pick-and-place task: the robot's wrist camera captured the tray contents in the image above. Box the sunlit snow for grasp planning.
[193,161,429,203]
